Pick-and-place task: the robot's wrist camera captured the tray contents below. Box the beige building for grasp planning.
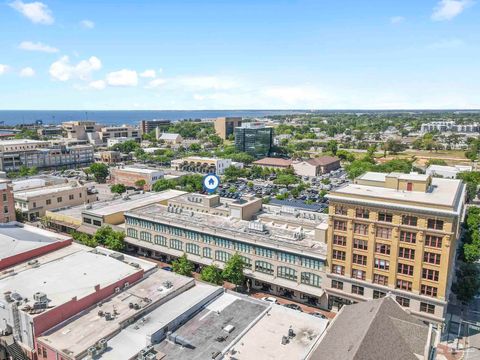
[110,166,164,190]
[252,157,293,169]
[0,179,15,223]
[171,156,234,175]
[62,121,140,146]
[14,182,98,221]
[293,156,341,177]
[155,130,183,144]
[214,117,242,140]
[325,172,465,323]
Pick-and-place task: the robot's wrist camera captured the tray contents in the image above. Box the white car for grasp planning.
[261,296,278,304]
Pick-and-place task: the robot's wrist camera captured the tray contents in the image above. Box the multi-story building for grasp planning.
[110,166,164,190]
[293,156,341,177]
[325,171,465,323]
[214,116,242,140]
[171,156,235,175]
[420,121,480,134]
[123,194,329,307]
[14,182,98,221]
[0,140,94,172]
[234,123,273,157]
[0,179,15,223]
[62,121,140,146]
[99,125,140,144]
[140,119,171,134]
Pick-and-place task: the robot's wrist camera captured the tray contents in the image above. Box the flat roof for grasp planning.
[0,139,47,145]
[14,184,79,200]
[224,304,328,360]
[126,204,327,258]
[38,270,193,358]
[331,177,463,210]
[83,190,186,217]
[114,166,163,175]
[99,282,223,360]
[0,223,70,261]
[0,249,141,315]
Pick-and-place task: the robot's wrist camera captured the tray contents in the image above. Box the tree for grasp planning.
[452,263,480,304]
[224,165,245,181]
[89,163,109,183]
[222,253,245,290]
[14,209,24,222]
[111,139,140,153]
[71,231,98,247]
[274,174,298,186]
[135,179,146,189]
[172,254,195,277]
[325,140,338,155]
[200,264,224,285]
[93,226,125,251]
[426,159,448,167]
[110,184,126,194]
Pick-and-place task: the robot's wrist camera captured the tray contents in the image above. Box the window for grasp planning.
[140,231,152,242]
[353,239,368,250]
[354,223,368,235]
[402,215,418,226]
[126,228,137,238]
[57,197,62,203]
[154,235,167,246]
[376,227,392,239]
[83,217,92,224]
[333,220,347,231]
[373,290,386,299]
[424,252,441,265]
[333,250,346,261]
[397,263,414,276]
[2,193,6,202]
[215,250,231,263]
[278,266,297,281]
[170,239,183,251]
[255,261,274,275]
[186,243,200,255]
[332,264,344,275]
[396,296,410,307]
[69,194,74,200]
[373,274,389,286]
[46,199,52,205]
[399,247,415,260]
[301,272,321,287]
[332,280,343,290]
[255,247,273,258]
[33,202,36,208]
[396,279,412,291]
[352,269,366,280]
[333,235,347,246]
[278,252,297,264]
[352,285,364,295]
[4,206,8,214]
[375,243,390,255]
[421,285,438,297]
[420,302,435,314]
[374,258,389,271]
[422,268,439,281]
[353,253,367,266]
[425,234,442,248]
[203,247,212,258]
[335,206,347,215]
[355,208,369,219]
[240,256,252,268]
[301,257,323,270]
[93,220,101,226]
[378,212,393,223]
[427,219,444,230]
[400,231,416,243]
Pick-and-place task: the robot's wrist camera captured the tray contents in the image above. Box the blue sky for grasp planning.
[0,0,479,110]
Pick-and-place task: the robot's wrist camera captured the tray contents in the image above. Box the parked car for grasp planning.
[161,266,173,272]
[283,303,303,312]
[310,312,328,319]
[261,296,278,304]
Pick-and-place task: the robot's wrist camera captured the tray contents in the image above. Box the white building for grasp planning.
[420,121,480,134]
[425,164,472,179]
[171,156,234,175]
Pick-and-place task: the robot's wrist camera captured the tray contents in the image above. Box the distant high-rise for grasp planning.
[234,123,273,157]
[214,117,242,140]
[140,119,171,135]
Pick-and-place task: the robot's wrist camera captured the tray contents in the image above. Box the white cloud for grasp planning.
[145,78,167,88]
[428,38,465,49]
[88,80,106,90]
[18,41,59,53]
[49,56,102,81]
[431,0,474,21]
[19,67,35,77]
[106,69,138,87]
[9,0,54,24]
[80,19,95,29]
[0,65,10,75]
[139,69,156,78]
[390,16,405,24]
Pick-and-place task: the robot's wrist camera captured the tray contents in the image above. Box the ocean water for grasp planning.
[0,110,308,126]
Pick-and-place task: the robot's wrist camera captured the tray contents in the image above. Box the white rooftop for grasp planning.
[14,184,78,199]
[0,139,47,145]
[427,164,472,172]
[159,133,181,140]
[116,166,163,175]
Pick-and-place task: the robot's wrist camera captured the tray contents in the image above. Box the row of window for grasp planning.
[330,280,436,314]
[125,223,325,270]
[334,208,444,231]
[332,249,441,266]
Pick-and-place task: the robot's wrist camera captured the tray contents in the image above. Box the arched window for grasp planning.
[277,266,297,281]
[255,261,274,275]
[301,272,322,288]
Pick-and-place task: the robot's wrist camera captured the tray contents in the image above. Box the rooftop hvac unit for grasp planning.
[33,292,47,302]
[114,287,121,293]
[27,259,39,266]
[130,262,140,268]
[124,282,130,289]
[145,353,156,360]
[98,339,108,351]
[248,221,265,233]
[87,347,97,357]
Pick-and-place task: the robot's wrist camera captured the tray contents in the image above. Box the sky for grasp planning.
[0,0,479,110]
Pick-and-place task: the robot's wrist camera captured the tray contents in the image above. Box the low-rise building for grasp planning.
[293,156,341,177]
[426,164,472,179]
[96,150,123,164]
[14,182,98,221]
[252,157,293,169]
[156,130,183,144]
[171,156,233,175]
[0,179,15,223]
[110,166,164,190]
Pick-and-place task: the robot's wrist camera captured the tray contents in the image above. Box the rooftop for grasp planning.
[0,139,48,145]
[253,157,293,167]
[309,296,433,360]
[14,184,80,200]
[126,203,327,257]
[159,133,181,140]
[302,156,340,166]
[0,223,70,263]
[113,166,163,175]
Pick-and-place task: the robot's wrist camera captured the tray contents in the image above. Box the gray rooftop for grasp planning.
[309,296,431,360]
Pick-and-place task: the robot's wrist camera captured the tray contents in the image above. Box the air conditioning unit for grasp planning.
[124,282,130,289]
[114,287,121,293]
